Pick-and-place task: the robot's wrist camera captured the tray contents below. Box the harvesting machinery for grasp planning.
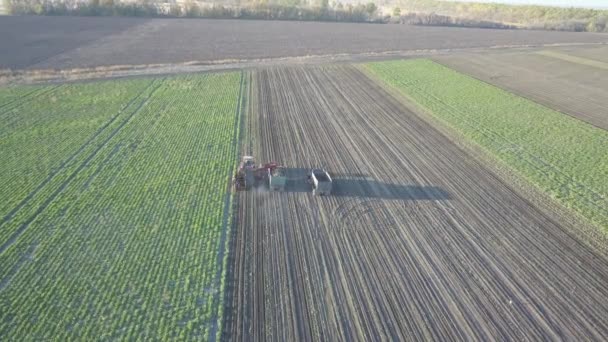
[233,155,332,195]
[233,156,285,191]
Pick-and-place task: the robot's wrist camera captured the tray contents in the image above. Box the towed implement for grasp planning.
[233,155,332,195]
[233,156,282,191]
[308,169,332,196]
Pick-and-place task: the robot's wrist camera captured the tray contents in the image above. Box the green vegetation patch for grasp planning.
[0,72,243,339]
[0,84,39,104]
[0,79,153,227]
[364,59,608,229]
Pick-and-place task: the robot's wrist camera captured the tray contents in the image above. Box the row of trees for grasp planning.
[5,0,382,23]
[6,0,608,32]
[394,0,608,32]
[396,11,515,30]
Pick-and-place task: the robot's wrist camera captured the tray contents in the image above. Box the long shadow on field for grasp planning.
[331,179,451,201]
[278,168,450,201]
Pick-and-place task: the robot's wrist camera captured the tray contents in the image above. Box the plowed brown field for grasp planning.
[2,16,608,70]
[223,66,608,341]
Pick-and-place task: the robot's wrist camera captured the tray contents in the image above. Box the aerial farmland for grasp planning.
[1,16,608,341]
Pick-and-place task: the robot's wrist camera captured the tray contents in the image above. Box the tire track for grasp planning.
[0,79,156,231]
[0,78,164,257]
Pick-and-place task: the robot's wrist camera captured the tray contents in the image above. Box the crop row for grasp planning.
[363,59,608,230]
[0,84,42,110]
[0,78,154,230]
[0,72,243,339]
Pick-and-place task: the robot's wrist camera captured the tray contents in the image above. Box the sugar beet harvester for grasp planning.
[233,156,275,190]
[232,156,332,195]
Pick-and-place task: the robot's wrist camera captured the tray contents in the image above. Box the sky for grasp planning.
[447,0,608,9]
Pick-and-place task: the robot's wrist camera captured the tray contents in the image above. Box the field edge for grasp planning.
[356,62,608,253]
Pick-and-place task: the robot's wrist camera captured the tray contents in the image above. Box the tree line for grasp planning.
[395,0,608,32]
[5,0,608,32]
[394,12,515,29]
[4,0,382,23]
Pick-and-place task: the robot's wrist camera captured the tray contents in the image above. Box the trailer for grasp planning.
[310,169,332,196]
[234,156,332,196]
[269,166,287,191]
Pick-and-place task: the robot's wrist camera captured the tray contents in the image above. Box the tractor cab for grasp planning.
[233,156,256,191]
[242,156,256,169]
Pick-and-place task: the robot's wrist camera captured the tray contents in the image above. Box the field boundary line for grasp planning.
[220,71,253,341]
[357,64,608,250]
[0,78,164,257]
[536,50,608,70]
[5,42,608,86]
[209,71,247,342]
[0,79,157,231]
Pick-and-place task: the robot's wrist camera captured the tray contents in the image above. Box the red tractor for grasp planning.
[233,156,280,191]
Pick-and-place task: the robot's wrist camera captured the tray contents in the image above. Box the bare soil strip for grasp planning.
[434,49,608,130]
[224,65,608,341]
[3,43,608,87]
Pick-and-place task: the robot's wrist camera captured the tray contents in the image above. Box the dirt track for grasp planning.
[2,16,608,70]
[434,49,608,130]
[224,66,608,340]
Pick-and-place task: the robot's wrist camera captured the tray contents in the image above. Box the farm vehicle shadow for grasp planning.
[332,180,450,201]
[260,167,451,201]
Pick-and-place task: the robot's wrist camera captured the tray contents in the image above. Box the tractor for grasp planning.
[233,156,282,191]
[233,155,331,195]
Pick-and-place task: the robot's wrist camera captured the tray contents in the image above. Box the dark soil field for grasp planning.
[0,16,146,69]
[223,66,608,340]
[2,16,608,70]
[434,48,608,130]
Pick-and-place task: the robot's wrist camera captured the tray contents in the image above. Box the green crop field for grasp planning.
[0,72,243,339]
[363,59,608,230]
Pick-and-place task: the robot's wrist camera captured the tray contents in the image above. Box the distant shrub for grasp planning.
[398,12,516,29]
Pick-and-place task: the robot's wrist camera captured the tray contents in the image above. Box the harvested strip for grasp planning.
[226,65,608,341]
